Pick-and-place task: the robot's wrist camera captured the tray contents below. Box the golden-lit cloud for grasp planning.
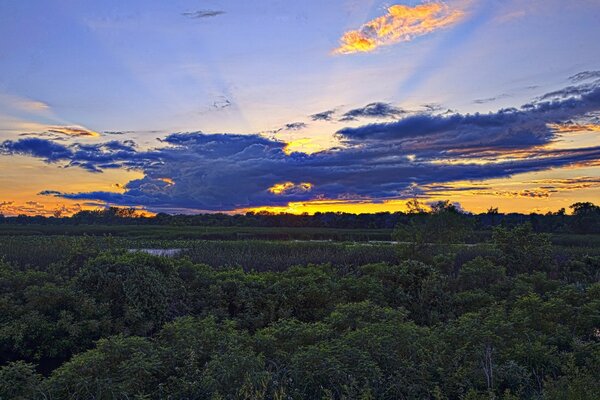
[334,2,464,54]
[548,123,600,133]
[157,177,175,186]
[268,182,313,195]
[47,125,100,137]
[0,200,82,217]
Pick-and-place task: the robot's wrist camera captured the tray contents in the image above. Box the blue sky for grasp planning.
[1,0,600,215]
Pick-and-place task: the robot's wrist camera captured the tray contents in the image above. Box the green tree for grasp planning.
[492,223,552,274]
[0,361,44,400]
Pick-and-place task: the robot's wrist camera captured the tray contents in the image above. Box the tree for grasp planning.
[492,223,552,274]
[0,361,44,400]
[569,202,600,233]
[393,200,473,259]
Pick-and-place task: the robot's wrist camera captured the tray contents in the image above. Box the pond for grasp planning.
[128,248,183,257]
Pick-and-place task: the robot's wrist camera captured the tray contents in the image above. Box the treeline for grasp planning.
[0,225,599,399]
[1,201,600,234]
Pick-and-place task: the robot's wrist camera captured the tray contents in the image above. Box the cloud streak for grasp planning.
[47,126,100,137]
[334,2,464,54]
[182,10,225,19]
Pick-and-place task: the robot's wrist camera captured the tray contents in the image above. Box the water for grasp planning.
[128,248,183,257]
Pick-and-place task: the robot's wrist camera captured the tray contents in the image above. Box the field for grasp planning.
[0,223,599,399]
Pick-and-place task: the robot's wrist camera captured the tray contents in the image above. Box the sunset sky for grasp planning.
[1,0,600,216]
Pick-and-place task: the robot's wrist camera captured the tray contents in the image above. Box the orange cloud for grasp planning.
[334,2,464,54]
[157,177,175,185]
[0,200,83,217]
[548,123,600,133]
[47,125,100,137]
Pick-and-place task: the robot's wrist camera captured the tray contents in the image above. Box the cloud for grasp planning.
[334,2,464,54]
[549,123,600,133]
[268,182,313,195]
[0,138,159,172]
[310,110,336,121]
[418,176,600,200]
[282,122,307,131]
[262,122,309,136]
[0,199,81,217]
[47,126,100,137]
[182,10,225,19]
[336,82,600,156]
[569,70,600,83]
[7,79,600,212]
[1,137,74,161]
[212,97,232,110]
[473,93,511,104]
[340,102,406,121]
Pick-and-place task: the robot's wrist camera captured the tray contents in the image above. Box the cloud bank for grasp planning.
[2,79,600,212]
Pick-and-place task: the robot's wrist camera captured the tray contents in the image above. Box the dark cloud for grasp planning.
[340,102,406,121]
[182,10,225,19]
[282,122,307,131]
[1,138,73,161]
[310,110,336,121]
[569,70,600,83]
[6,80,600,212]
[0,138,161,173]
[262,122,309,136]
[421,103,443,112]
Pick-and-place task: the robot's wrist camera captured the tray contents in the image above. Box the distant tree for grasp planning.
[406,198,427,214]
[394,200,473,259]
[487,207,500,226]
[569,202,600,233]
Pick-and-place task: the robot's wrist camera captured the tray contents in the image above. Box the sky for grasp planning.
[1,0,600,216]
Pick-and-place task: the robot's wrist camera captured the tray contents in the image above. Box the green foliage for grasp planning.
[493,223,552,274]
[0,226,599,399]
[75,252,186,335]
[0,361,43,400]
[393,200,473,260]
[45,335,160,399]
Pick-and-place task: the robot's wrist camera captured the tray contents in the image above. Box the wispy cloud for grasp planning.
[473,93,511,105]
[211,97,232,110]
[569,70,600,83]
[182,10,225,19]
[47,126,100,137]
[334,2,464,55]
[263,122,309,136]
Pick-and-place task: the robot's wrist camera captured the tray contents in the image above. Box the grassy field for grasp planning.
[0,224,393,241]
[1,230,599,271]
